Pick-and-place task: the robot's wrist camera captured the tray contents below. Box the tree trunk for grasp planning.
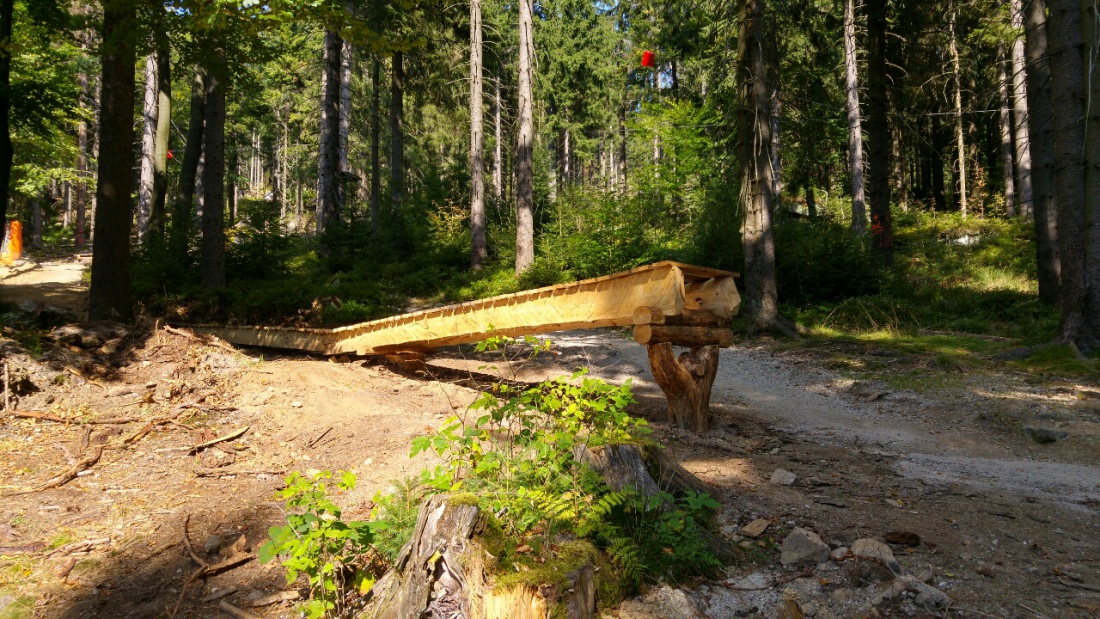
[1045,0,1098,350]
[171,65,206,259]
[88,0,136,322]
[137,51,158,241]
[737,0,794,335]
[370,56,381,239]
[1082,0,1100,343]
[0,0,11,231]
[1011,0,1035,217]
[317,28,341,239]
[28,198,42,249]
[1024,0,1063,305]
[866,0,893,264]
[843,0,866,232]
[200,66,226,289]
[515,0,535,276]
[471,0,487,270]
[75,66,89,249]
[998,43,1017,217]
[948,0,968,217]
[493,77,503,201]
[150,30,170,243]
[339,38,352,177]
[390,52,405,219]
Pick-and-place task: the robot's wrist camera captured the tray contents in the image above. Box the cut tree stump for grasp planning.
[646,343,719,432]
[362,495,599,619]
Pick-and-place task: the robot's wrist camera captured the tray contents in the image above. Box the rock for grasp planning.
[741,518,770,538]
[869,579,907,606]
[852,538,901,574]
[899,575,950,608]
[1022,427,1068,444]
[290,401,303,408]
[770,468,798,486]
[831,546,849,561]
[780,528,831,567]
[616,585,701,619]
[975,564,994,578]
[203,533,227,555]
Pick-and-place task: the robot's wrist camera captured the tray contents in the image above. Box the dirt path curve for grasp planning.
[0,259,88,313]
[542,332,1100,507]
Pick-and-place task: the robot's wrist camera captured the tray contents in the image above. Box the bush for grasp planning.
[774,218,881,305]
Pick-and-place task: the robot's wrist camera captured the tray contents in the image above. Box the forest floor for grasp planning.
[1,257,1098,619]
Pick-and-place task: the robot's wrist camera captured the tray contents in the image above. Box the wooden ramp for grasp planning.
[190,261,739,431]
[191,261,738,355]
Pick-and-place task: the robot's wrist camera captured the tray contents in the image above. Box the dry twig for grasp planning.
[189,426,249,454]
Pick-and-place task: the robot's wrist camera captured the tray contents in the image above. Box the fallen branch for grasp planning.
[243,590,300,607]
[1056,576,1100,593]
[218,601,261,619]
[56,556,78,579]
[0,543,47,555]
[6,410,140,425]
[123,422,154,446]
[189,426,249,455]
[45,537,111,558]
[163,325,197,340]
[199,588,237,604]
[181,515,207,569]
[65,367,107,390]
[193,468,286,479]
[4,446,104,496]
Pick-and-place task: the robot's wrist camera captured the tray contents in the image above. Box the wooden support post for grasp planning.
[646,343,719,432]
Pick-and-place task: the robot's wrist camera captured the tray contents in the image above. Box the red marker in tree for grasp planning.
[641,50,655,68]
[166,150,173,160]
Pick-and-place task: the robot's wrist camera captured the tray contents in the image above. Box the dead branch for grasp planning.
[189,426,249,454]
[65,366,107,390]
[123,422,154,446]
[218,601,261,619]
[193,468,287,478]
[45,537,111,558]
[242,590,300,607]
[181,515,207,569]
[5,410,140,424]
[4,446,104,496]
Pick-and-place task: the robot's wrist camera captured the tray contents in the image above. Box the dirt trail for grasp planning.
[0,260,88,313]
[1,265,1098,618]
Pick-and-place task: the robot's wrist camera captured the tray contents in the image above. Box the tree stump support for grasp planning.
[646,344,720,432]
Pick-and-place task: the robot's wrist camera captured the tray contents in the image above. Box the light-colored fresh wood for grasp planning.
[189,262,738,356]
[647,343,720,432]
[632,325,734,347]
[631,306,667,325]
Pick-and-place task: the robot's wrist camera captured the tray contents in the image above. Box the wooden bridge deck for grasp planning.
[189,261,739,356]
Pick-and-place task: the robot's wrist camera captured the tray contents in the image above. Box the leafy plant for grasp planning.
[258,470,377,619]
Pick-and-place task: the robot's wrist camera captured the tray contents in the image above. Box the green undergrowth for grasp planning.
[261,337,724,618]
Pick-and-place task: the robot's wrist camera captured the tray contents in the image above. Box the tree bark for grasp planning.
[843,0,866,233]
[171,65,206,259]
[493,77,503,200]
[1024,0,1063,306]
[137,51,157,242]
[339,38,352,177]
[390,53,405,219]
[737,0,794,335]
[866,0,893,264]
[75,64,89,249]
[0,0,12,231]
[150,29,170,243]
[1045,0,1098,350]
[515,0,535,276]
[317,28,341,239]
[1011,0,1035,217]
[200,66,226,289]
[88,0,136,322]
[370,56,381,239]
[948,0,968,217]
[1082,0,1100,343]
[998,43,1018,217]
[471,0,487,270]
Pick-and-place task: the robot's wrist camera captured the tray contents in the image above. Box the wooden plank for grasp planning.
[632,325,734,347]
[186,262,740,355]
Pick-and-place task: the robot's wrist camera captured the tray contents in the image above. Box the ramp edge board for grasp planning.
[186,261,739,355]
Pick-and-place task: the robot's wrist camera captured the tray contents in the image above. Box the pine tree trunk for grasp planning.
[171,65,206,259]
[88,0,136,322]
[1082,0,1100,342]
[493,78,503,200]
[201,66,226,289]
[515,0,535,276]
[137,51,158,241]
[948,0,968,217]
[0,0,11,231]
[1010,0,1035,217]
[370,56,381,239]
[75,67,89,249]
[317,28,341,238]
[866,0,893,264]
[843,0,866,233]
[470,0,487,270]
[1024,0,1063,305]
[339,39,352,177]
[150,29,170,242]
[390,53,406,220]
[998,43,1017,217]
[1045,0,1097,350]
[737,0,793,335]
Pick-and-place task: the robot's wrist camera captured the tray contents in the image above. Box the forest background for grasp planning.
[2,0,1100,372]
